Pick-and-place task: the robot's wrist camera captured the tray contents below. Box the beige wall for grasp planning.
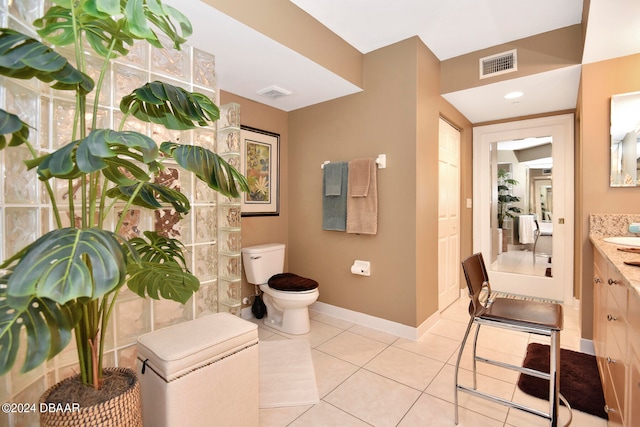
[577,53,640,339]
[220,91,290,301]
[287,37,471,328]
[415,36,441,322]
[441,25,583,94]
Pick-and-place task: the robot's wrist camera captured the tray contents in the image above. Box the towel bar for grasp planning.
[321,154,386,169]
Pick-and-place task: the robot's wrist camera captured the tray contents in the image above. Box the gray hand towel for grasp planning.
[324,162,343,196]
[322,162,348,231]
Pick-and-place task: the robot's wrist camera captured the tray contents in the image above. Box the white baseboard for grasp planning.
[241,301,439,341]
[310,301,438,341]
[580,338,595,356]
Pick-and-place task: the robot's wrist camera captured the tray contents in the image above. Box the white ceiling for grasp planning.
[167,0,640,123]
[289,0,584,59]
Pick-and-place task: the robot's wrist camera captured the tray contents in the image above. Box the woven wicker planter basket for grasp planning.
[39,367,142,427]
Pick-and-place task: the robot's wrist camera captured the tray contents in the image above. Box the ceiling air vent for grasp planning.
[257,85,292,99]
[479,49,517,79]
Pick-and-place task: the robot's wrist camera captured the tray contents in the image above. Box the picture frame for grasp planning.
[240,126,280,216]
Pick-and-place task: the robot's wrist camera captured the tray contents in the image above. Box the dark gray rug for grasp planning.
[518,343,607,419]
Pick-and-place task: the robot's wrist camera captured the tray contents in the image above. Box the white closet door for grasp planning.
[438,118,461,311]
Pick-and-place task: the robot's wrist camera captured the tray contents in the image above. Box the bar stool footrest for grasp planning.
[456,385,573,426]
[475,355,551,381]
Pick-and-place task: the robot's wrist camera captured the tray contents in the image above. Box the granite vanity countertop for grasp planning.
[590,235,640,298]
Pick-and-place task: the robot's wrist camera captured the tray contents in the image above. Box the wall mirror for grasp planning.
[492,137,553,278]
[610,91,640,187]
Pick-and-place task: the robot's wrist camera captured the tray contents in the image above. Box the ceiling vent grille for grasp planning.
[479,49,517,79]
[257,85,292,99]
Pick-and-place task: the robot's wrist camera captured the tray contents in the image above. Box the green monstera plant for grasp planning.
[497,168,522,229]
[0,0,249,389]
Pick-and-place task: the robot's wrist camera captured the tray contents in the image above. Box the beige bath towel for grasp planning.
[348,158,371,197]
[346,158,378,235]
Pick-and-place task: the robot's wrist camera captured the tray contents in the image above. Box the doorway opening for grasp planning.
[473,114,574,303]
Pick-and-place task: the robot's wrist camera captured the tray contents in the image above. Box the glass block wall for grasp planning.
[217,105,244,313]
[0,2,241,425]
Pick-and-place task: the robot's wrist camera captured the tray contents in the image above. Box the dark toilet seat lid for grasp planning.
[268,273,319,292]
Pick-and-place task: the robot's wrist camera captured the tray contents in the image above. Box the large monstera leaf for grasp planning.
[106,181,190,214]
[124,0,192,49]
[35,0,191,58]
[35,5,132,58]
[27,129,159,185]
[126,231,199,304]
[0,28,94,94]
[161,142,249,199]
[0,273,79,375]
[2,228,129,307]
[0,109,29,149]
[120,81,220,130]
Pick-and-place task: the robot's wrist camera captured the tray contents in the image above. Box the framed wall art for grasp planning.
[240,126,280,216]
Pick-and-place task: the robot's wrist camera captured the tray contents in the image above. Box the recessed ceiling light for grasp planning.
[504,91,523,99]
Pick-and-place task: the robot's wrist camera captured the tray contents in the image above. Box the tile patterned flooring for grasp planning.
[252,298,607,427]
[493,248,551,277]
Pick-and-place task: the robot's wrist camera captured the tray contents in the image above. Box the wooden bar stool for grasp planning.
[454,253,572,426]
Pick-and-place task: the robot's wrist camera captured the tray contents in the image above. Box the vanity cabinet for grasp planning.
[594,253,607,371]
[593,249,628,426]
[628,291,640,427]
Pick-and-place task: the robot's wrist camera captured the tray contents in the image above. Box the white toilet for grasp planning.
[242,243,319,335]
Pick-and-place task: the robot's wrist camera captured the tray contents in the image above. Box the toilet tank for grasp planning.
[241,243,285,284]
